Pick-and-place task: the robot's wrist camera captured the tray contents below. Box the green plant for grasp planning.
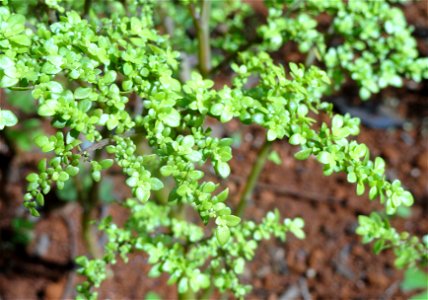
[0,0,427,299]
[10,217,35,246]
[259,0,428,99]
[401,255,428,300]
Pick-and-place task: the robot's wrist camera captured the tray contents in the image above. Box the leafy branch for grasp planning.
[0,1,426,299]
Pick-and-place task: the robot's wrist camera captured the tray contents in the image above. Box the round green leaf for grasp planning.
[215,226,230,246]
[0,109,18,127]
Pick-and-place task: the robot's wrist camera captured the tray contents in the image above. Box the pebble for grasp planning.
[410,168,421,178]
[417,150,428,171]
[306,268,317,279]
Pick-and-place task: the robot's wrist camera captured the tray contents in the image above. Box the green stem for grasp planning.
[200,282,215,300]
[304,47,317,67]
[75,175,98,259]
[199,0,211,77]
[178,287,196,300]
[235,140,273,217]
[8,86,34,91]
[83,0,92,17]
[78,149,102,259]
[81,203,100,258]
[189,0,211,77]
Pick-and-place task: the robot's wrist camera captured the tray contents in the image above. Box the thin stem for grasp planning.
[178,288,196,300]
[189,0,211,77]
[304,22,335,67]
[199,0,211,77]
[8,86,34,91]
[210,36,261,76]
[78,149,102,259]
[235,140,273,217]
[304,47,317,67]
[200,282,215,300]
[79,130,136,157]
[83,0,92,17]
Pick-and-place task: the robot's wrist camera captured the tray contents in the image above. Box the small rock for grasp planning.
[256,265,271,278]
[33,233,50,257]
[383,147,400,165]
[45,278,66,300]
[279,284,300,300]
[268,293,278,300]
[306,268,316,279]
[417,151,428,171]
[367,271,389,287]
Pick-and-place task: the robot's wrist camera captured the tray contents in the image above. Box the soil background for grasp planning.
[0,1,427,299]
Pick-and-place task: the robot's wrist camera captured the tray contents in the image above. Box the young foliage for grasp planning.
[401,263,428,300]
[0,0,426,298]
[259,0,428,99]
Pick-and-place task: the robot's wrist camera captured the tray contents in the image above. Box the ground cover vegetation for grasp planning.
[0,0,427,299]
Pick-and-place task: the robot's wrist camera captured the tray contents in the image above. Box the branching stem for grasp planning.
[235,140,273,217]
[178,287,196,300]
[77,149,102,259]
[189,0,211,77]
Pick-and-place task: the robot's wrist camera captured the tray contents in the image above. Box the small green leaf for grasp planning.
[317,151,331,164]
[267,129,277,141]
[233,257,245,274]
[66,165,79,176]
[373,239,384,254]
[58,171,69,182]
[164,109,180,127]
[216,188,229,202]
[74,87,92,99]
[0,109,18,128]
[99,159,114,169]
[290,227,305,239]
[369,186,378,200]
[222,215,241,227]
[400,191,414,207]
[268,150,282,165]
[178,277,188,294]
[0,56,15,69]
[78,100,92,112]
[215,226,230,246]
[38,100,57,116]
[36,193,44,206]
[92,170,101,182]
[126,177,138,187]
[160,165,174,177]
[401,268,428,291]
[289,133,306,145]
[103,71,117,84]
[26,173,39,182]
[136,187,149,202]
[210,103,223,116]
[216,161,230,178]
[29,208,40,217]
[410,290,428,300]
[294,148,312,160]
[347,172,357,183]
[356,181,365,196]
[0,75,18,88]
[34,135,54,152]
[10,34,31,46]
[144,292,161,300]
[150,177,164,191]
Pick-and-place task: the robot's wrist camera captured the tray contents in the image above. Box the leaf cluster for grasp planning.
[0,1,426,298]
[259,0,428,99]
